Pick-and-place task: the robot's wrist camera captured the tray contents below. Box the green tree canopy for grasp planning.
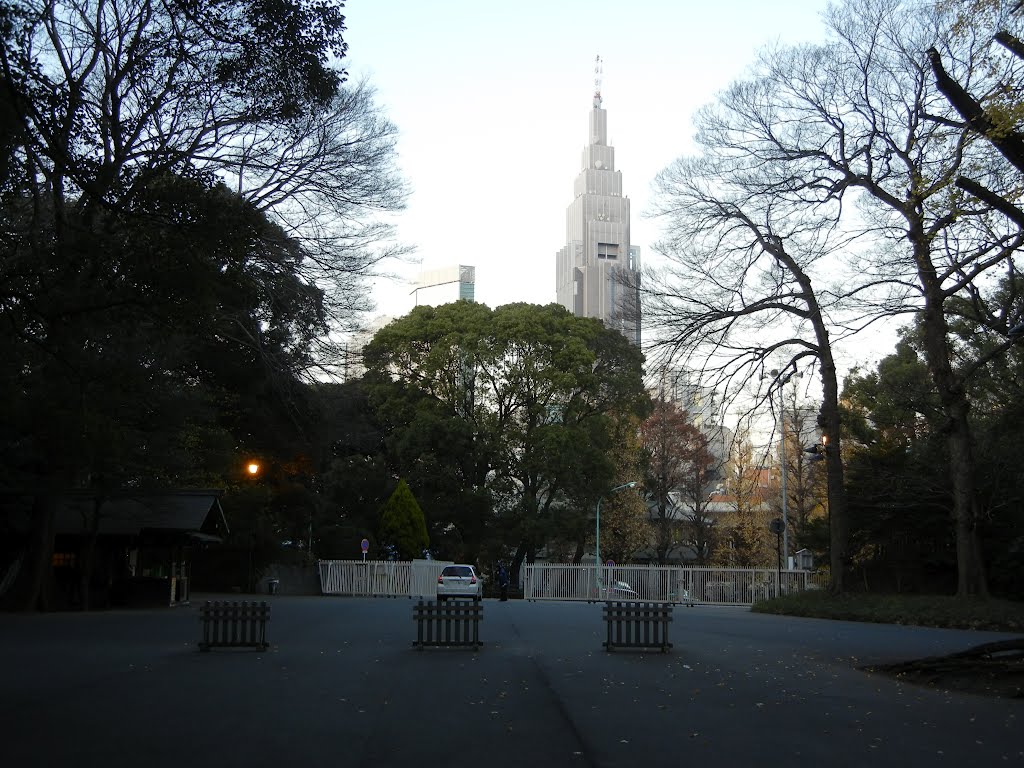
[363,302,649,580]
[842,336,961,592]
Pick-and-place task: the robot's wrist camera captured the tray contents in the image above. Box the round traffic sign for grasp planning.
[360,538,369,553]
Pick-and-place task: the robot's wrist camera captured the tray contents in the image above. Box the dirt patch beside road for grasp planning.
[866,638,1024,699]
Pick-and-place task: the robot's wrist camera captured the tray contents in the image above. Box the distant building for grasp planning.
[653,368,721,432]
[411,265,475,307]
[2,490,228,609]
[651,365,732,472]
[338,265,476,381]
[555,56,641,345]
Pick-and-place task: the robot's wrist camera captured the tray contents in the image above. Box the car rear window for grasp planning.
[442,566,473,577]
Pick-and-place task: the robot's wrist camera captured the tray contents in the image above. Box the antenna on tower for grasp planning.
[593,54,603,108]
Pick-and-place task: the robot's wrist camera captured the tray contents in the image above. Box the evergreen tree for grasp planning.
[378,480,429,560]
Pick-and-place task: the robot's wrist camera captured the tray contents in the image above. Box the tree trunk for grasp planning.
[17,314,86,611]
[78,496,105,611]
[791,254,849,595]
[822,400,848,595]
[20,495,56,612]
[510,541,529,594]
[914,237,989,598]
[814,341,848,593]
[571,540,584,564]
[945,398,989,597]
[655,513,671,564]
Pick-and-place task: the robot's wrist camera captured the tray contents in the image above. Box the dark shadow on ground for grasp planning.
[865,638,1024,699]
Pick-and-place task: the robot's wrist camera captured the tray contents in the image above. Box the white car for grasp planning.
[436,564,482,601]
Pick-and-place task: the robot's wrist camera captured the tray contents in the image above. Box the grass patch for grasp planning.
[751,590,1024,632]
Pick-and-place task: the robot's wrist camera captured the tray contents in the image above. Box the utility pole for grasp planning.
[771,367,797,573]
[780,381,789,570]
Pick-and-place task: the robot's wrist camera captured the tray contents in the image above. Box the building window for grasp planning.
[52,552,76,567]
[597,243,619,260]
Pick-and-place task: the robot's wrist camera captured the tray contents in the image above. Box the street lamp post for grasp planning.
[596,481,638,592]
[780,404,789,572]
[769,517,785,596]
[770,368,796,573]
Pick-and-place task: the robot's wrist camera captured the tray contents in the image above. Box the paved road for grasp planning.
[1,595,1021,767]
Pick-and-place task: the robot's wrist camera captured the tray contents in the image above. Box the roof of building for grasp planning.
[4,490,228,539]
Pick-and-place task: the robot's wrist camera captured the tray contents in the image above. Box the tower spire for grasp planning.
[557,55,641,346]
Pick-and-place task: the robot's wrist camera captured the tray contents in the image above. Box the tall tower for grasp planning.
[555,56,641,345]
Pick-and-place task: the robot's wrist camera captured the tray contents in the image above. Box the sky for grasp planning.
[342,0,836,323]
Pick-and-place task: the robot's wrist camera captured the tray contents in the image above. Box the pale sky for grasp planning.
[343,0,834,321]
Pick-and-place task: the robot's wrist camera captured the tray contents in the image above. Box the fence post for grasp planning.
[412,599,483,650]
[198,600,270,651]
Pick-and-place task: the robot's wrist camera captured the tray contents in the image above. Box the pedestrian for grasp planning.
[497,562,510,601]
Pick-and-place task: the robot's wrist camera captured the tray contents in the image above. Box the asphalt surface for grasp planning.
[1,595,1021,767]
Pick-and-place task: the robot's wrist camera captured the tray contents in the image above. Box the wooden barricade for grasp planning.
[412,599,483,650]
[199,600,270,651]
[602,601,673,653]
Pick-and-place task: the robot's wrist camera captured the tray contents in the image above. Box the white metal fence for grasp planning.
[318,559,452,598]
[523,563,828,605]
[318,559,828,605]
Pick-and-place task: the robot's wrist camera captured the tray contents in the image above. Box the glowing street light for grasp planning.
[246,461,261,476]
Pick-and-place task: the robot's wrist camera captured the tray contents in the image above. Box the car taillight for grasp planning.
[437,575,443,584]
[470,576,477,584]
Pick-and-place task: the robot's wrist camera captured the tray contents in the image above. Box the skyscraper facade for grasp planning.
[555,57,641,345]
[411,265,476,307]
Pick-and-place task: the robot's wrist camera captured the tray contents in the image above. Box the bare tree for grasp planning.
[820,0,1023,597]
[927,1,1024,225]
[645,115,856,590]
[640,396,719,564]
[227,78,412,339]
[721,431,774,567]
[0,0,407,335]
[781,396,828,556]
[646,0,1024,597]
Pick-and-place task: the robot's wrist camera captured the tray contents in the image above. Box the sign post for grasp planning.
[360,538,369,562]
